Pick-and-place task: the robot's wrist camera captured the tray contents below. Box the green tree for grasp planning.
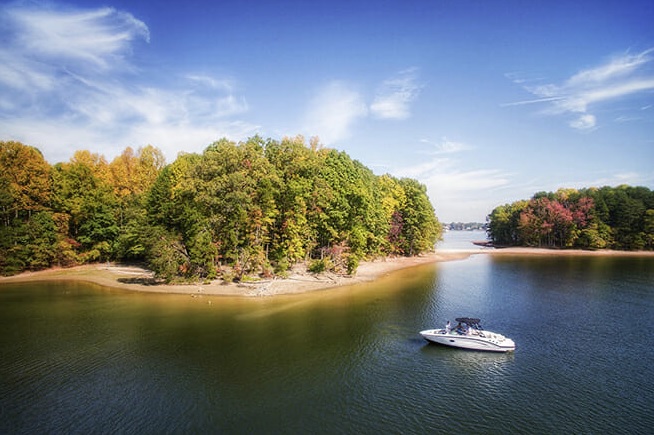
[396,178,441,255]
[644,209,654,249]
[23,211,58,269]
[145,227,190,282]
[195,137,280,279]
[265,136,321,269]
[487,201,527,246]
[488,185,654,251]
[52,155,119,263]
[0,141,52,223]
[0,142,54,274]
[110,145,165,263]
[145,153,202,279]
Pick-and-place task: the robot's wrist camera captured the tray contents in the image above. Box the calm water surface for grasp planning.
[1,237,653,434]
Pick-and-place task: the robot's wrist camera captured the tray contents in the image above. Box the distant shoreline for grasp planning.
[1,248,653,297]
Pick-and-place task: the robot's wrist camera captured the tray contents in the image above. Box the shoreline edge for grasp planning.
[1,248,652,297]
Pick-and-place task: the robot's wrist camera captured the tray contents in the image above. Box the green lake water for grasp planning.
[1,242,653,434]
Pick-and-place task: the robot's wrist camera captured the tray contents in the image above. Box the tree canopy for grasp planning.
[487,186,654,251]
[0,137,442,280]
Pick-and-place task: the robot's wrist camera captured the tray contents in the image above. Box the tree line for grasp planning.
[487,186,654,250]
[0,137,442,280]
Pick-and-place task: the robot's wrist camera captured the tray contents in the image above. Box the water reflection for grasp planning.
[1,254,653,434]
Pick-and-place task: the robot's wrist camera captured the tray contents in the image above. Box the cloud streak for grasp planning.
[395,138,512,222]
[304,69,422,144]
[1,2,422,162]
[420,137,472,154]
[506,48,654,130]
[5,5,149,72]
[0,3,257,163]
[370,68,422,119]
[303,81,368,144]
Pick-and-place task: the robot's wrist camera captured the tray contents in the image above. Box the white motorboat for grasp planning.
[420,317,515,352]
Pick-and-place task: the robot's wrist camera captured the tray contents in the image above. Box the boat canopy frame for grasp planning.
[454,317,483,329]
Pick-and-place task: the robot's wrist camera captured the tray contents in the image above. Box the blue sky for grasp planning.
[1,0,653,222]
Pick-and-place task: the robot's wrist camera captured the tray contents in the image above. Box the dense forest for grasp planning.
[487,186,654,250]
[0,137,442,281]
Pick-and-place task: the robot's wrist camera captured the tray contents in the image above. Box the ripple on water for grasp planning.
[2,256,653,434]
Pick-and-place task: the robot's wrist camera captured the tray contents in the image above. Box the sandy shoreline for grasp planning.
[1,248,652,297]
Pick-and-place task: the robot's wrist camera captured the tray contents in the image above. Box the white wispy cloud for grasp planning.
[0,3,257,163]
[303,81,368,144]
[1,1,420,162]
[395,140,512,222]
[185,74,235,92]
[506,48,654,130]
[304,69,421,144]
[567,49,652,86]
[370,68,422,119]
[569,113,596,130]
[5,5,149,71]
[558,171,653,191]
[420,137,472,154]
[399,158,510,195]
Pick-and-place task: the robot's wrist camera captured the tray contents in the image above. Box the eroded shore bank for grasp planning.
[1,248,652,296]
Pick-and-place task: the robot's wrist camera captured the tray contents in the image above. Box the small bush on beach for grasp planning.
[308,258,331,274]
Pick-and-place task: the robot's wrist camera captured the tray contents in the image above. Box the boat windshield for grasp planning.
[454,317,483,330]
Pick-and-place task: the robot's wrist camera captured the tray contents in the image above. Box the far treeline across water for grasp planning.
[487,186,654,250]
[0,137,442,281]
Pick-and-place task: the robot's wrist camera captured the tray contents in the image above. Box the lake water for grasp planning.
[1,232,653,434]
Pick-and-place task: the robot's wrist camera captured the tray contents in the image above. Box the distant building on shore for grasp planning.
[445,222,487,231]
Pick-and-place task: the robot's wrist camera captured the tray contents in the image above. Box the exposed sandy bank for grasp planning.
[0,253,468,296]
[1,248,652,297]
[486,247,654,257]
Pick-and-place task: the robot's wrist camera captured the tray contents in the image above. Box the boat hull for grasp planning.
[420,329,515,352]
